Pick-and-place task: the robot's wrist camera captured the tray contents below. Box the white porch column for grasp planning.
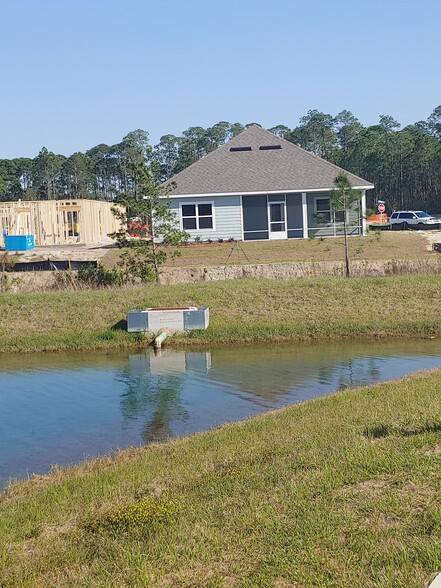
[302,192,308,239]
[239,195,244,241]
[361,190,367,236]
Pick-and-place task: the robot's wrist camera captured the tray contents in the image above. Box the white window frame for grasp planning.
[180,201,215,231]
[314,196,347,223]
[314,196,331,223]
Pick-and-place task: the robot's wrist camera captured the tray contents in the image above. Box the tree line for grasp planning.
[1,106,441,212]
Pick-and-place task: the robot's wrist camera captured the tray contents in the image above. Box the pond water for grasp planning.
[1,338,441,489]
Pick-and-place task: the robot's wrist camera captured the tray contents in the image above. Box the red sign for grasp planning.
[378,203,385,213]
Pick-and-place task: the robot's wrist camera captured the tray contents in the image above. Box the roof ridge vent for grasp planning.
[259,145,282,150]
[230,146,252,152]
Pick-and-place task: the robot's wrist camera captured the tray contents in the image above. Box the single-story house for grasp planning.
[166,125,374,241]
[0,199,123,246]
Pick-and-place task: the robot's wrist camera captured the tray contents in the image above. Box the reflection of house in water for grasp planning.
[129,347,327,403]
[125,345,387,409]
[120,351,211,444]
[113,341,436,446]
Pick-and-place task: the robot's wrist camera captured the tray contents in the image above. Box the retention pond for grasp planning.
[1,338,441,489]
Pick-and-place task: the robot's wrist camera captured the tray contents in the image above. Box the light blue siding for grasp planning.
[169,195,242,241]
[168,191,363,242]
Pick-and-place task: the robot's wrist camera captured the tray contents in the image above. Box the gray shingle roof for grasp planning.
[166,125,373,195]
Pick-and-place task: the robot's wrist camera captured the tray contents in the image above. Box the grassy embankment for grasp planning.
[2,232,440,586]
[1,369,440,587]
[2,274,441,353]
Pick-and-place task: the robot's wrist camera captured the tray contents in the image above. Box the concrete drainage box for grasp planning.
[127,307,209,333]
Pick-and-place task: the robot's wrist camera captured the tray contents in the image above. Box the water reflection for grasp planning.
[118,351,212,443]
[1,339,441,488]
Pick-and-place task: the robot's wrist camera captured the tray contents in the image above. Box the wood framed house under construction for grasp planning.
[0,199,123,247]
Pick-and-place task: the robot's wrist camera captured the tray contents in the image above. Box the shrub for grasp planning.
[76,263,129,287]
[86,496,182,537]
[0,252,20,292]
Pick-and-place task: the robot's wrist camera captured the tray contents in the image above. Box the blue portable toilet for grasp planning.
[4,235,35,251]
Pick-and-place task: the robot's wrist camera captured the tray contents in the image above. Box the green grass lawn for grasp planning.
[1,369,440,587]
[2,275,441,352]
[102,231,435,269]
[2,263,441,586]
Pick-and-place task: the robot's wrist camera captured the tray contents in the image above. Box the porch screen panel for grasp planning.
[242,195,269,240]
[286,193,303,238]
[243,231,269,241]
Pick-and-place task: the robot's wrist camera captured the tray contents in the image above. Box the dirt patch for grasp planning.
[423,442,441,455]
[273,580,300,588]
[18,242,115,263]
[338,478,392,496]
[423,230,441,251]
[39,521,76,540]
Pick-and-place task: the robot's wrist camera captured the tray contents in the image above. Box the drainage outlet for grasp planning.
[127,307,209,333]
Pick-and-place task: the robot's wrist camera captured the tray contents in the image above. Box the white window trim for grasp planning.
[179,201,215,231]
[314,196,332,223]
[313,196,347,223]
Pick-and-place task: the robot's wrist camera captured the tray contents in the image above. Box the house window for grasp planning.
[315,198,346,223]
[315,198,331,223]
[181,203,214,230]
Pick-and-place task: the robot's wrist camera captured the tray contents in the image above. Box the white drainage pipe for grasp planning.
[154,329,171,349]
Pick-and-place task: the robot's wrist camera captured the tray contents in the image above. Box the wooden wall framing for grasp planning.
[0,200,124,246]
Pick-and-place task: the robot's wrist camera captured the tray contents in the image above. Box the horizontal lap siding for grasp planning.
[347,207,360,226]
[170,196,242,241]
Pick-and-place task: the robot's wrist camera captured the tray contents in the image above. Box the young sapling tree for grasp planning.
[329,171,361,277]
[112,164,188,282]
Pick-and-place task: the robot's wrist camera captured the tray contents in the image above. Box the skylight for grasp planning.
[259,145,282,150]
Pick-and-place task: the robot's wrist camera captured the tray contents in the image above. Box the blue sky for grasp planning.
[1,0,440,159]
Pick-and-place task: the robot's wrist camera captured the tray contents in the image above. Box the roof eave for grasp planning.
[166,185,374,198]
